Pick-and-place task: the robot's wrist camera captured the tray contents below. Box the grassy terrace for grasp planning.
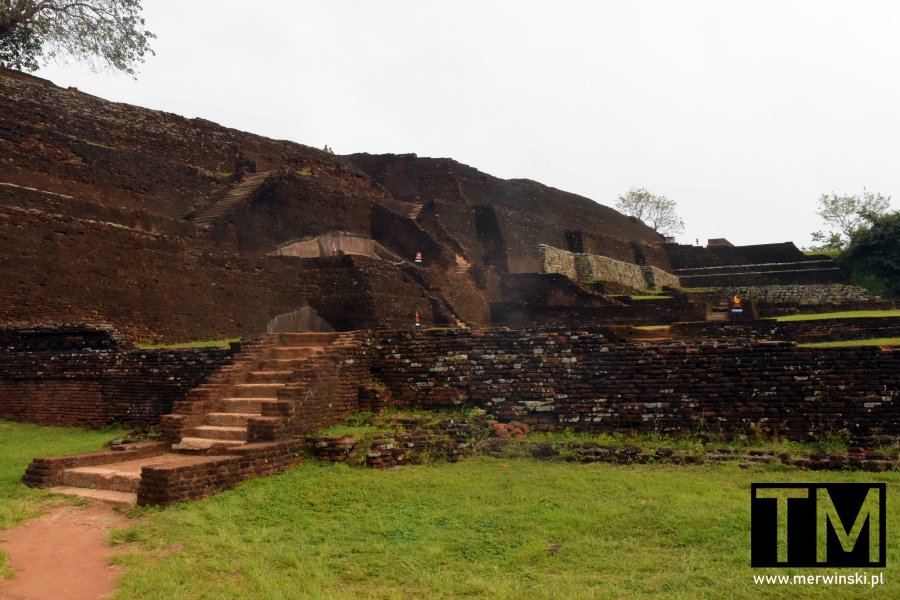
[1,421,897,598]
[799,337,900,348]
[135,338,240,350]
[773,310,900,322]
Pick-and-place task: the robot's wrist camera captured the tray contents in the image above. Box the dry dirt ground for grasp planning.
[0,502,128,600]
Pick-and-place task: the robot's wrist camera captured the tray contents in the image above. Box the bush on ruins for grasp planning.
[839,211,900,299]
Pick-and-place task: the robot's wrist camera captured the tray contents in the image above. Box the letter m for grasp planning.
[816,487,880,563]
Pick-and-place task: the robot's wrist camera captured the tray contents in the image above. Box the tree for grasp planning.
[0,1,154,75]
[837,210,900,299]
[615,187,685,237]
[810,189,891,250]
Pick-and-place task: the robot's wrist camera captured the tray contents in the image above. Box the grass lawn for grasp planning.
[799,338,900,348]
[135,338,240,350]
[110,459,900,599]
[774,310,900,322]
[0,420,128,576]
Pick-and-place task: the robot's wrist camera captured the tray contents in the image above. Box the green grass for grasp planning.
[108,458,898,599]
[136,338,240,350]
[678,287,721,293]
[799,337,900,348]
[773,310,900,322]
[0,421,128,577]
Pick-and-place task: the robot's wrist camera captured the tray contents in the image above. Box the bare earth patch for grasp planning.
[0,502,128,600]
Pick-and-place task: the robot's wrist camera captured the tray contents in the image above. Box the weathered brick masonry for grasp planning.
[0,325,237,427]
[372,329,898,441]
[672,317,900,344]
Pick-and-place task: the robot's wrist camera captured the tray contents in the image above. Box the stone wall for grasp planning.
[0,325,237,427]
[671,317,900,344]
[666,242,807,270]
[491,298,706,328]
[372,329,898,441]
[724,284,874,305]
[645,266,681,290]
[577,254,647,289]
[537,244,577,280]
[539,244,680,291]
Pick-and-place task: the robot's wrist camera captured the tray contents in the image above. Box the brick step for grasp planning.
[267,346,321,359]
[232,383,283,398]
[189,425,248,441]
[48,486,137,507]
[220,397,267,412]
[246,370,293,383]
[172,437,244,451]
[204,412,259,427]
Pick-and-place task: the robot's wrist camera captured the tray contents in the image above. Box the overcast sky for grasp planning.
[36,0,900,247]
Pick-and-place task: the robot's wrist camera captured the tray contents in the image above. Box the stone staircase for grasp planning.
[27,332,350,506]
[454,254,471,275]
[194,171,272,228]
[407,200,424,220]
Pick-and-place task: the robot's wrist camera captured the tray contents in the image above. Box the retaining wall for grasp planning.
[372,329,899,441]
[671,317,900,344]
[0,325,237,427]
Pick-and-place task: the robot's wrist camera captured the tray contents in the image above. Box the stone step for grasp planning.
[220,397,267,413]
[204,412,258,427]
[62,466,142,493]
[257,358,310,370]
[231,382,284,399]
[277,332,340,344]
[58,454,197,495]
[232,383,283,398]
[267,346,320,359]
[247,370,293,383]
[48,486,137,507]
[189,425,248,441]
[172,437,244,451]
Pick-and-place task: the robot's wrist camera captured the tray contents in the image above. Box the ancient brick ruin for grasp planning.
[1,66,897,505]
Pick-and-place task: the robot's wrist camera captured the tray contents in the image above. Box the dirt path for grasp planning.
[0,502,129,600]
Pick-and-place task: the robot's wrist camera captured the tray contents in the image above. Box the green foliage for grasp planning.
[0,1,154,75]
[837,210,900,299]
[809,188,891,250]
[615,187,685,237]
[0,12,41,71]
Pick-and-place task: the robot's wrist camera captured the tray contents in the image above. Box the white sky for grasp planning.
[35,0,900,247]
